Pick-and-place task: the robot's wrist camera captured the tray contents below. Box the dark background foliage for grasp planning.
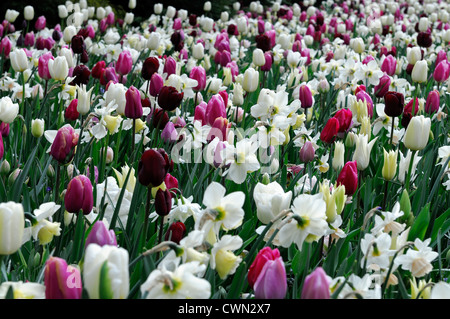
[0,0,279,30]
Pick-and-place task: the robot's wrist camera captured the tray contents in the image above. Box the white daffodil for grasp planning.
[201,182,245,232]
[371,202,405,237]
[278,193,328,250]
[395,238,438,278]
[210,234,243,280]
[352,134,378,171]
[140,261,211,299]
[0,281,45,299]
[22,202,61,246]
[223,137,260,184]
[360,232,395,270]
[398,149,422,184]
[167,195,202,224]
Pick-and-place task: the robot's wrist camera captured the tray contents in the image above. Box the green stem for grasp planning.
[404,150,416,192]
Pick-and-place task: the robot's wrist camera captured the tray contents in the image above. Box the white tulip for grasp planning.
[0,202,24,255]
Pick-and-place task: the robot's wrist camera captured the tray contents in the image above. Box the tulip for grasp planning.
[252,48,266,67]
[71,35,85,55]
[48,56,69,81]
[352,134,378,171]
[64,99,79,121]
[0,37,12,57]
[301,267,330,299]
[333,109,352,133]
[76,85,93,116]
[332,141,345,171]
[104,82,126,115]
[0,134,3,160]
[384,91,404,117]
[31,119,45,138]
[163,56,177,76]
[374,74,391,98]
[336,161,358,196]
[189,66,206,92]
[149,73,164,97]
[411,60,428,83]
[50,125,78,164]
[0,202,24,255]
[161,121,177,143]
[91,60,105,79]
[44,257,82,299]
[248,247,281,288]
[433,60,450,83]
[24,32,35,47]
[381,55,397,76]
[355,90,374,118]
[100,67,118,86]
[404,115,431,151]
[165,221,186,244]
[382,148,398,181]
[38,52,54,81]
[0,122,9,137]
[207,117,229,142]
[242,67,259,93]
[299,141,315,163]
[298,84,314,109]
[83,244,129,299]
[34,16,46,30]
[64,175,94,214]
[10,48,28,73]
[320,117,340,144]
[254,255,287,299]
[205,94,226,126]
[5,9,19,23]
[406,47,422,65]
[138,148,171,188]
[425,90,440,114]
[154,188,172,216]
[0,96,19,124]
[124,86,143,119]
[141,57,159,81]
[150,107,169,129]
[85,221,117,248]
[24,6,35,21]
[417,31,432,48]
[157,86,183,112]
[115,50,132,77]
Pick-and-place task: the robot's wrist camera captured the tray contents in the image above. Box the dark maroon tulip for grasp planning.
[336,161,358,196]
[71,35,85,54]
[141,57,160,80]
[165,221,186,244]
[255,34,271,52]
[189,14,197,26]
[157,86,183,112]
[155,188,172,216]
[70,64,90,86]
[384,91,404,117]
[417,31,432,48]
[64,174,94,214]
[150,107,169,129]
[138,148,171,187]
[401,112,412,128]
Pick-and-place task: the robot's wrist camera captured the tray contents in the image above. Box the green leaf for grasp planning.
[99,260,113,299]
[407,203,431,242]
[430,208,450,244]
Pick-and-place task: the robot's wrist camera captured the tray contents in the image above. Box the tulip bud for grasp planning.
[384,91,404,117]
[141,57,159,81]
[0,96,19,124]
[91,61,105,79]
[374,74,391,98]
[189,66,206,92]
[403,115,431,151]
[5,9,19,23]
[124,86,143,119]
[0,202,24,255]
[10,48,28,73]
[24,6,35,21]
[115,50,133,76]
[411,60,428,83]
[34,16,46,30]
[333,109,352,133]
[31,119,45,138]
[0,159,10,175]
[320,117,340,144]
[299,84,314,109]
[157,86,183,112]
[381,55,397,76]
[336,161,358,196]
[149,73,164,97]
[425,90,440,114]
[85,221,117,248]
[248,247,281,289]
[64,174,93,215]
[299,141,315,163]
[76,85,93,115]
[382,148,398,181]
[252,48,266,67]
[433,60,450,83]
[399,189,411,223]
[44,257,82,299]
[83,244,129,299]
[50,125,78,164]
[165,221,186,244]
[138,148,171,188]
[301,267,330,299]
[242,67,259,93]
[352,134,377,171]
[155,188,172,216]
[332,141,345,171]
[71,35,85,55]
[49,56,69,81]
[253,253,287,299]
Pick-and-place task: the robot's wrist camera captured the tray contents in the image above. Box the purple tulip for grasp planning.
[254,257,287,299]
[301,267,331,299]
[85,221,117,248]
[44,257,82,299]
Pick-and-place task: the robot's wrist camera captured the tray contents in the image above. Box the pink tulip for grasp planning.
[116,50,132,76]
[44,257,82,299]
[301,267,331,299]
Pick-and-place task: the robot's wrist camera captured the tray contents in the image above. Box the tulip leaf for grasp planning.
[407,203,430,242]
[99,260,113,299]
[5,285,14,299]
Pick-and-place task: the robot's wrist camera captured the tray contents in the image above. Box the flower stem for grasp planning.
[143,186,151,248]
[158,215,165,245]
[404,150,416,191]
[389,116,395,148]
